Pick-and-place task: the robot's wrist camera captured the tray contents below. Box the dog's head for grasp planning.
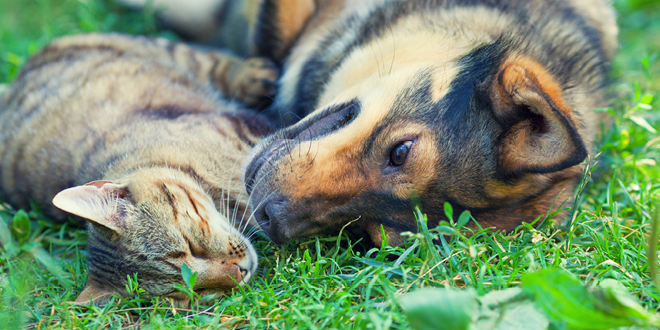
[244,2,606,245]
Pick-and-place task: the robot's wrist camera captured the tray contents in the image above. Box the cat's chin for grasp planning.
[165,289,232,308]
[67,277,242,307]
[67,291,230,308]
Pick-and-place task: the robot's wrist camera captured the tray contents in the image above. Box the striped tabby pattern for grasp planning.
[0,33,278,305]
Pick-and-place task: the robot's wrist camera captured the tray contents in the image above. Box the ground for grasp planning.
[0,0,659,329]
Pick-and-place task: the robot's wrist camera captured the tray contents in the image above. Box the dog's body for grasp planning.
[126,0,618,245]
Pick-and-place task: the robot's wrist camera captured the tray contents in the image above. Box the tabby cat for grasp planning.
[0,33,278,305]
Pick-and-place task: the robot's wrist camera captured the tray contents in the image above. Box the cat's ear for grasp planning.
[52,180,130,232]
[69,278,117,306]
[491,57,588,180]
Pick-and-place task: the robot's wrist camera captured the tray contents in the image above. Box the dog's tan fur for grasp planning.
[119,0,618,246]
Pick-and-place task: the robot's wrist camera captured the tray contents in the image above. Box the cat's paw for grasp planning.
[229,58,279,107]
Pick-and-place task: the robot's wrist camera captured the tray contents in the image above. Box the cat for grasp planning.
[0,33,278,305]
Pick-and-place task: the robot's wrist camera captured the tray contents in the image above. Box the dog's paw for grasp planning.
[229,58,279,106]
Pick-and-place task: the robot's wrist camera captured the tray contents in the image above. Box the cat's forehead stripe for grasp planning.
[174,183,211,234]
[177,183,201,216]
[158,181,179,222]
[155,179,213,235]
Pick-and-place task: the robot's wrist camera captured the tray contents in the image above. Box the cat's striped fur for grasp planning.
[0,33,278,305]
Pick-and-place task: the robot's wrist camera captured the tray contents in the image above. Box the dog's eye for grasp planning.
[389,141,413,166]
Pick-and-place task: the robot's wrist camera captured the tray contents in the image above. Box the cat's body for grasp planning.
[0,33,277,304]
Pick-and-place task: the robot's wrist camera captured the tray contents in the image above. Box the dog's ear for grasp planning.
[491,57,588,180]
[254,0,316,62]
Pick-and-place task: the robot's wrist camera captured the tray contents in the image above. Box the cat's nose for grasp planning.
[195,264,245,289]
[237,266,248,281]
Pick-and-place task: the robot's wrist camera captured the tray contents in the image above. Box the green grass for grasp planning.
[1,0,660,328]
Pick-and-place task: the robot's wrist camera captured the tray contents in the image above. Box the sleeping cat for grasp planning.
[0,33,278,305]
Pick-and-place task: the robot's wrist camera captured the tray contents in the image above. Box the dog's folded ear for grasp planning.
[254,0,316,62]
[491,57,588,180]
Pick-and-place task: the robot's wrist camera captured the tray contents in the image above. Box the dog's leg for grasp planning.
[118,0,227,42]
[118,0,315,62]
[252,0,316,61]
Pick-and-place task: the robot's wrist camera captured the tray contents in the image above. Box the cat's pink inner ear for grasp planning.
[84,180,113,188]
[85,180,130,198]
[52,181,127,232]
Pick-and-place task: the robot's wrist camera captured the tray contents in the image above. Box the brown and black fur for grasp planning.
[124,0,618,246]
[0,33,278,304]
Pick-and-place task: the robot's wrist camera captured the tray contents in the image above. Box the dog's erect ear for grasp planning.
[491,57,588,180]
[52,180,131,233]
[254,0,316,62]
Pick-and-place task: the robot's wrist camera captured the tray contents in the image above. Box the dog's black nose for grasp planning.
[255,196,290,245]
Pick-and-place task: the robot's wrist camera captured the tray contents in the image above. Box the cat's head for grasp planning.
[52,168,258,306]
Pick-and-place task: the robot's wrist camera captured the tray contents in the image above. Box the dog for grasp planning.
[123,0,618,246]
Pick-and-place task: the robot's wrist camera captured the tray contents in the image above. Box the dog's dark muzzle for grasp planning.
[244,139,289,195]
[244,100,360,243]
[244,139,295,244]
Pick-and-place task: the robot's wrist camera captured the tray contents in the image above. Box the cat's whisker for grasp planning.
[224,146,249,227]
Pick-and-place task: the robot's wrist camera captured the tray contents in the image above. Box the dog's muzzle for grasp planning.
[244,101,360,243]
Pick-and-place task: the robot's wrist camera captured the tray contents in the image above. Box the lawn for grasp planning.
[1,0,660,329]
